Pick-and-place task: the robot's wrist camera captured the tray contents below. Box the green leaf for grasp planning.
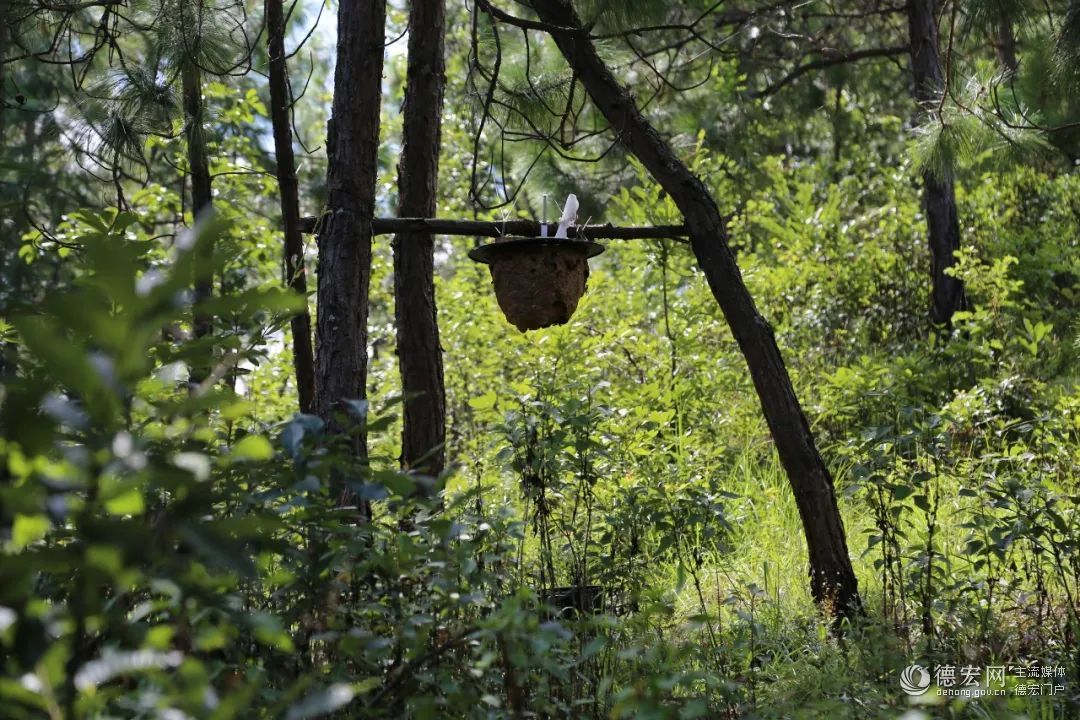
[104,487,145,516]
[890,484,915,501]
[13,317,103,407]
[280,415,322,460]
[469,391,497,411]
[231,435,274,462]
[248,611,295,652]
[177,523,257,577]
[12,514,50,550]
[371,470,415,497]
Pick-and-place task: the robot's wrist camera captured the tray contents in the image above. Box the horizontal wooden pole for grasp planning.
[298,215,688,240]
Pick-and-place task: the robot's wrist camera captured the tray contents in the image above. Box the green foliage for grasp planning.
[961,0,1038,33]
[0,209,749,719]
[3,1,1080,717]
[910,74,1054,182]
[576,0,672,34]
[1055,1,1080,80]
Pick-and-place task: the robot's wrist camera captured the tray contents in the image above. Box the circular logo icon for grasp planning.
[900,664,931,695]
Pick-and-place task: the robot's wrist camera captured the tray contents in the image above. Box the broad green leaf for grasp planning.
[12,514,50,550]
[231,435,274,462]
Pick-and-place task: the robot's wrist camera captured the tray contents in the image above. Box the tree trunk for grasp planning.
[394,0,446,475]
[907,0,967,327]
[0,0,9,148]
[528,0,862,620]
[181,59,214,384]
[315,0,386,456]
[0,0,11,527]
[266,0,316,414]
[996,17,1020,76]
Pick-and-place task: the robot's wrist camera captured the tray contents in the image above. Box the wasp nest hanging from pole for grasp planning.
[468,194,604,332]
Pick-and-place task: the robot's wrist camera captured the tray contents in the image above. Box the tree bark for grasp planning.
[527,0,862,619]
[181,58,214,384]
[907,0,967,327]
[315,0,386,456]
[996,17,1020,76]
[0,0,9,148]
[266,0,316,414]
[394,0,446,475]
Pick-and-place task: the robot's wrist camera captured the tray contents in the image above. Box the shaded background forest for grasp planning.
[1,0,1079,718]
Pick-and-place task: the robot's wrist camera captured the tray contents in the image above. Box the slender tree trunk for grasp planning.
[315,0,386,456]
[0,0,9,148]
[394,0,446,475]
[528,0,862,619]
[266,0,316,414]
[996,17,1020,76]
[0,0,11,531]
[181,57,215,384]
[907,0,967,327]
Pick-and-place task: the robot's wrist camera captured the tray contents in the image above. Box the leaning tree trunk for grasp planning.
[907,0,967,327]
[394,0,447,476]
[267,0,316,414]
[528,0,861,619]
[181,59,214,384]
[315,0,386,457]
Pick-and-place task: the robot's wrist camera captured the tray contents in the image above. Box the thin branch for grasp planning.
[753,44,910,97]
[474,0,575,35]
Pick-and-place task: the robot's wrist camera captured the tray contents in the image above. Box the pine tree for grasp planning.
[526,0,863,619]
[907,0,968,328]
[394,0,447,477]
[314,0,386,463]
[266,0,316,414]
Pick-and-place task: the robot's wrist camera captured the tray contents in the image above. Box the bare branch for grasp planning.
[753,45,910,97]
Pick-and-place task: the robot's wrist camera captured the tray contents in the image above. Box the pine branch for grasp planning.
[754,45,910,97]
